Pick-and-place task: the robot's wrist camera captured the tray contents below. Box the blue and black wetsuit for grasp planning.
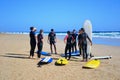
[29,31,36,57]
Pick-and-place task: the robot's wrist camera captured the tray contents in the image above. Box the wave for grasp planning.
[1,31,120,39]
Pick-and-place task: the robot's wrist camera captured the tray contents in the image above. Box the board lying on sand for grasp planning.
[61,51,80,57]
[82,59,100,69]
[83,20,92,58]
[55,58,68,65]
[90,56,112,60]
[37,51,51,56]
[37,57,53,66]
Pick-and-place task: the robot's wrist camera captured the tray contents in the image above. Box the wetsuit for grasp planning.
[48,32,56,45]
[72,33,77,52]
[64,35,73,60]
[78,32,88,60]
[78,33,82,56]
[37,33,43,58]
[29,31,36,57]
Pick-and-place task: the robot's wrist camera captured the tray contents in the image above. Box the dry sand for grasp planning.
[0,34,120,80]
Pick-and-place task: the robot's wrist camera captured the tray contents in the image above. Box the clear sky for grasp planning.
[0,0,120,32]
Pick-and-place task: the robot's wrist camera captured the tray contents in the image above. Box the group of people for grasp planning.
[29,27,92,62]
[29,27,57,59]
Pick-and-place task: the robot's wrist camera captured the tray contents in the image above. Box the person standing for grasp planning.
[48,29,57,54]
[37,29,43,58]
[79,28,92,61]
[71,29,78,53]
[64,31,74,60]
[29,27,37,59]
[78,29,83,56]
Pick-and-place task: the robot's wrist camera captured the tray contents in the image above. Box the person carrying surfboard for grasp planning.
[64,31,74,60]
[37,29,43,58]
[48,29,57,54]
[78,28,92,62]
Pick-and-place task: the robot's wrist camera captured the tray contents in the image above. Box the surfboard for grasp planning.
[83,20,92,58]
[82,59,100,69]
[91,56,112,60]
[37,51,51,56]
[55,58,68,65]
[37,57,53,67]
[61,51,80,57]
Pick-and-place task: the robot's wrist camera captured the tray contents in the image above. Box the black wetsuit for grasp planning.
[72,33,77,52]
[78,32,88,59]
[48,32,56,45]
[37,33,43,58]
[29,31,36,57]
[65,35,73,60]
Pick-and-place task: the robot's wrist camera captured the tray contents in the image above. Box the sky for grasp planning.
[0,0,120,32]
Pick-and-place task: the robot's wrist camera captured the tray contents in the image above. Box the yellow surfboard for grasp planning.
[82,59,100,69]
[56,58,68,65]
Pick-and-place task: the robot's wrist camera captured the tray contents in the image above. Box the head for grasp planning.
[81,28,85,32]
[67,31,70,35]
[30,27,36,32]
[51,29,54,32]
[39,29,43,34]
[73,29,76,33]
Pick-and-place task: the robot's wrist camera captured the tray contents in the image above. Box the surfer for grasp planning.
[71,29,78,53]
[64,31,74,60]
[48,29,57,54]
[29,27,37,59]
[78,29,83,56]
[37,29,43,58]
[78,28,92,61]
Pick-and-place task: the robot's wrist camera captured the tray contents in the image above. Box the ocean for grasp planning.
[1,31,120,46]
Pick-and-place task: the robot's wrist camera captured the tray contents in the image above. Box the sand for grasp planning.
[0,34,120,80]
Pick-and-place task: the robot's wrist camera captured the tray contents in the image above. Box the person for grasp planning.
[29,27,37,58]
[71,29,78,53]
[78,28,92,62]
[37,29,43,58]
[64,31,74,60]
[78,29,83,56]
[48,29,57,54]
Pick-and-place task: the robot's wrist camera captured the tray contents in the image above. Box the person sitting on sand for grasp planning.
[29,27,37,59]
[64,31,74,60]
[48,29,57,54]
[79,28,92,62]
[37,29,43,58]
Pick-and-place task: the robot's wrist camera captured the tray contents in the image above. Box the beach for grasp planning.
[0,34,120,80]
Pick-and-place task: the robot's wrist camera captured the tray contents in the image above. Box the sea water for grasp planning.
[1,31,120,46]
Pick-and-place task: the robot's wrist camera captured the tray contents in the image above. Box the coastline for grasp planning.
[0,34,120,80]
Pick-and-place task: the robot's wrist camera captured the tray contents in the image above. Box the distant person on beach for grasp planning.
[29,27,37,58]
[37,29,43,58]
[71,29,78,53]
[48,29,57,54]
[78,28,92,61]
[64,31,74,60]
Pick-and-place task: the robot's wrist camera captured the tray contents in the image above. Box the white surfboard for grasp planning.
[91,56,112,60]
[83,20,92,58]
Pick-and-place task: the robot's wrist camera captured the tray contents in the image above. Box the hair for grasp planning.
[30,27,34,30]
[51,29,54,32]
[67,31,70,34]
[40,29,43,33]
[81,28,85,32]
